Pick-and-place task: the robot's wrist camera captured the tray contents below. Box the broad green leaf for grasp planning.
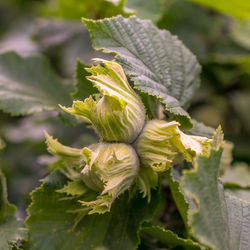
[83,16,201,129]
[182,136,250,249]
[188,0,250,20]
[0,51,73,116]
[0,170,27,250]
[72,60,97,101]
[221,163,250,189]
[26,171,161,250]
[40,0,134,19]
[141,224,201,249]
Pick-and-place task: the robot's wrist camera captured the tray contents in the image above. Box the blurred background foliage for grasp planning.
[0,0,249,235]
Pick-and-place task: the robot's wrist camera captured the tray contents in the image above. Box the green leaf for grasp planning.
[72,60,97,101]
[0,51,73,116]
[141,224,201,249]
[182,138,250,249]
[83,16,201,129]
[221,163,250,189]
[26,171,161,250]
[0,170,27,250]
[188,0,250,19]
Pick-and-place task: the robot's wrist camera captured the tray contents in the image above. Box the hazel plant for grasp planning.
[45,59,210,214]
[60,59,146,143]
